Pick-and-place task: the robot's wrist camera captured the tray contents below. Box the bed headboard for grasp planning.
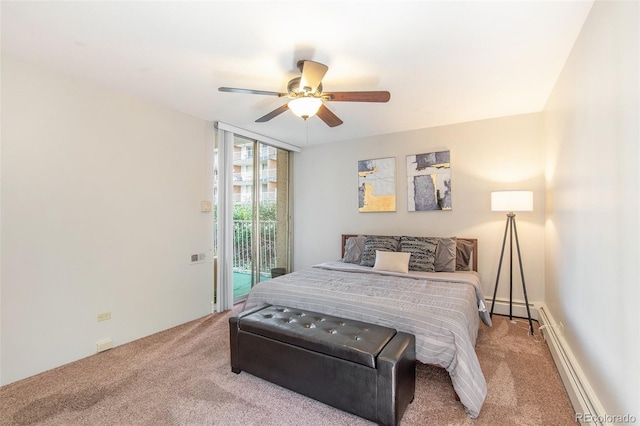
[341,234,478,272]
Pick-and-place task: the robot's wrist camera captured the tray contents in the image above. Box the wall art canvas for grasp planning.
[407,150,451,211]
[358,157,396,212]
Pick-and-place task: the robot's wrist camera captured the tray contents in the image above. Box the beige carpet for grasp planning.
[0,307,575,425]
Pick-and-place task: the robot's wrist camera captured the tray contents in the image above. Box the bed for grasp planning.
[242,234,492,418]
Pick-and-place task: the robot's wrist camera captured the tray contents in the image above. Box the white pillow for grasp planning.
[373,250,411,274]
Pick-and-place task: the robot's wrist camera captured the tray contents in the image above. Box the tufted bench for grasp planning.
[229,305,415,426]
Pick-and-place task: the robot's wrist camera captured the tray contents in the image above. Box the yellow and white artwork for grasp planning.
[358,157,396,212]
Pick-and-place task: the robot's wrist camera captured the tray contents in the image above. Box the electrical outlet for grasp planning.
[97,312,111,322]
[191,254,199,262]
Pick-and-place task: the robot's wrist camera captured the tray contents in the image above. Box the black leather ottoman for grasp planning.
[229,305,415,426]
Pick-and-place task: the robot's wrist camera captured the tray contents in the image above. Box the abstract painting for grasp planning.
[406,150,451,211]
[358,157,396,212]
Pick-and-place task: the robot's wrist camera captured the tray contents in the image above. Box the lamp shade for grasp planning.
[288,97,322,119]
[491,191,533,212]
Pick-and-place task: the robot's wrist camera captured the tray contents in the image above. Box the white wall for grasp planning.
[544,0,639,418]
[0,56,214,385]
[292,112,546,303]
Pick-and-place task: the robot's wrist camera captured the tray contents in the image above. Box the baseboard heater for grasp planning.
[537,305,606,426]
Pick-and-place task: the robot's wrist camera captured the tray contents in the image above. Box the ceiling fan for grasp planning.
[218,60,390,127]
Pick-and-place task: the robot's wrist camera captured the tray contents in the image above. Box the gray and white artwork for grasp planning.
[406,151,451,211]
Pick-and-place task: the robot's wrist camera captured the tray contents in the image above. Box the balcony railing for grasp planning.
[232,219,277,276]
[233,169,277,184]
[232,148,277,162]
[232,192,277,203]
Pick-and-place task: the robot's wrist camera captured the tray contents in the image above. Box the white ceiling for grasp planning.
[1,1,593,147]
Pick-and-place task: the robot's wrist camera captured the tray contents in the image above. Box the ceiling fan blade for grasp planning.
[324,91,391,103]
[219,87,286,97]
[298,60,328,92]
[256,104,289,122]
[316,104,343,127]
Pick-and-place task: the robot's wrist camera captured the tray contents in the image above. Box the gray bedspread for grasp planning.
[243,261,492,418]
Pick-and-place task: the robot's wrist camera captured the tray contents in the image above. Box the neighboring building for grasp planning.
[232,142,278,204]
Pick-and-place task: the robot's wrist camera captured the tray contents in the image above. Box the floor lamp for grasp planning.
[489,191,535,335]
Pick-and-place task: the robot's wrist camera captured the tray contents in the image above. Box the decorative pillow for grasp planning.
[360,235,401,267]
[373,250,411,274]
[399,236,438,272]
[435,237,457,272]
[343,235,366,264]
[456,239,475,271]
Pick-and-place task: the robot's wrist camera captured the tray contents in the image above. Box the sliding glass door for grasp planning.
[224,135,290,302]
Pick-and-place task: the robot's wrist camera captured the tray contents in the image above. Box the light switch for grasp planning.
[200,200,212,212]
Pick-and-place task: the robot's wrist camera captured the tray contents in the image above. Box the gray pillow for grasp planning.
[435,237,457,272]
[343,235,366,264]
[360,235,401,267]
[400,236,438,272]
[456,239,475,271]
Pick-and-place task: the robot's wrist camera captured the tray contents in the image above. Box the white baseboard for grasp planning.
[537,304,607,426]
[486,297,540,321]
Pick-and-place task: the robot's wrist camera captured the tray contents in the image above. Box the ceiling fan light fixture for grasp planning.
[288,97,322,119]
